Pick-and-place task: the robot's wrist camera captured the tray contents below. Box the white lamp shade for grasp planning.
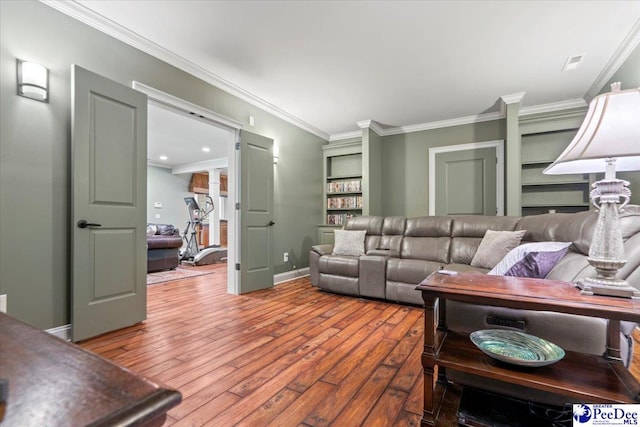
[17,60,48,102]
[544,85,640,174]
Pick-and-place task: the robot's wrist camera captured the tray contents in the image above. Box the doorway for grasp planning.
[428,140,504,216]
[134,81,242,294]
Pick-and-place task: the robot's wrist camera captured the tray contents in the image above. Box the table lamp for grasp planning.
[544,82,640,299]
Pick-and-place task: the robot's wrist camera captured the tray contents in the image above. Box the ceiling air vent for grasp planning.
[563,54,584,72]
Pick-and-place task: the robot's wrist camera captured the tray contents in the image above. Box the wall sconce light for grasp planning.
[17,59,49,102]
[273,146,279,164]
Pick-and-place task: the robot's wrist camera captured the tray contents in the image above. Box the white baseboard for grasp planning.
[274,267,309,285]
[46,324,71,341]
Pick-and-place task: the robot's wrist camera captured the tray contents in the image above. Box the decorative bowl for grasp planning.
[469,329,565,367]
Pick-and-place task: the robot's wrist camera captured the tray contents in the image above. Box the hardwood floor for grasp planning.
[81,266,640,426]
[81,265,428,426]
[632,327,640,380]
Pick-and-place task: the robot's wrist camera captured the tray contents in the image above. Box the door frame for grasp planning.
[428,140,504,216]
[132,82,243,294]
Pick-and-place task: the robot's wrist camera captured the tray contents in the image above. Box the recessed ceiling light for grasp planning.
[202,147,211,152]
[159,155,168,161]
[563,54,584,72]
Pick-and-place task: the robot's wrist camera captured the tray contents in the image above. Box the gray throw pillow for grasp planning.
[332,230,367,256]
[470,229,526,269]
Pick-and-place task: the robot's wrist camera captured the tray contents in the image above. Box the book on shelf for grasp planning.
[326,213,357,226]
[327,179,361,193]
[327,196,363,209]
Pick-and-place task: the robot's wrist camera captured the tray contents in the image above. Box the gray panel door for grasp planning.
[71,65,147,342]
[435,147,497,216]
[239,130,274,293]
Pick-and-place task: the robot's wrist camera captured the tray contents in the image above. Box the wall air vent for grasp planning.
[563,54,585,72]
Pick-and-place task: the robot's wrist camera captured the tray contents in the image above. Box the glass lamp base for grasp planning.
[576,277,640,299]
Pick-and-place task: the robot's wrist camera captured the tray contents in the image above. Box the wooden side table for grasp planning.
[0,313,181,426]
[416,272,640,426]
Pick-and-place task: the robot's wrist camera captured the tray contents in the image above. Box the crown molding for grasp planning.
[356,119,384,136]
[40,0,330,141]
[500,92,526,105]
[499,92,526,116]
[519,98,588,117]
[586,19,640,100]
[329,96,589,141]
[331,111,505,140]
[382,111,505,137]
[329,130,362,141]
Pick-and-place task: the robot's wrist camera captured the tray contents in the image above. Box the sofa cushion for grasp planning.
[489,241,572,278]
[344,216,384,253]
[450,216,520,264]
[332,230,366,256]
[405,216,452,237]
[387,258,441,284]
[318,255,360,277]
[401,237,450,263]
[449,238,483,265]
[471,230,526,269]
[376,216,406,253]
[451,216,520,237]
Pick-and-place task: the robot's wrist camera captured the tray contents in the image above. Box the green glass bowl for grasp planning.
[470,329,565,367]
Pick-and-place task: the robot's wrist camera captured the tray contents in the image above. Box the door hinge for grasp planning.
[235,142,240,150]
[235,263,240,271]
[235,202,240,210]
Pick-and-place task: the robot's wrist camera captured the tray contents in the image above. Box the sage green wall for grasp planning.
[380,121,505,217]
[601,43,640,204]
[0,1,324,329]
[147,167,192,232]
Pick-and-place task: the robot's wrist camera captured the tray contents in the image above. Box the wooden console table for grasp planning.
[0,313,181,426]
[416,273,640,426]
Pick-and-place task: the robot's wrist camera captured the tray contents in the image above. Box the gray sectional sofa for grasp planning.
[309,207,640,371]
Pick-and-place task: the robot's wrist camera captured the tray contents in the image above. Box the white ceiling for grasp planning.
[147,103,229,169]
[55,1,640,150]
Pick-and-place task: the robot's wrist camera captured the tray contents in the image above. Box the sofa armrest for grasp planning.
[311,244,333,256]
[359,255,387,299]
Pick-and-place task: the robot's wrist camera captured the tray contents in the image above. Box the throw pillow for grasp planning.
[146,224,157,237]
[488,241,572,278]
[332,230,367,256]
[470,229,526,269]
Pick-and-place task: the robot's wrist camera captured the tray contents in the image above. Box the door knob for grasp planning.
[267,221,275,226]
[77,220,102,228]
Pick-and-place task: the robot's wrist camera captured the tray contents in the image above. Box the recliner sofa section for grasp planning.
[309,207,640,368]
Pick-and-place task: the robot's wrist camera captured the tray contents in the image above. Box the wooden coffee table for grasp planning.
[416,272,640,426]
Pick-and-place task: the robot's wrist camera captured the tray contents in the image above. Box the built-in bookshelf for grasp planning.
[326,179,363,225]
[520,125,591,216]
[322,140,363,229]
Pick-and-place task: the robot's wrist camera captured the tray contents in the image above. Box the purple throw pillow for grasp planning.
[504,248,569,279]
